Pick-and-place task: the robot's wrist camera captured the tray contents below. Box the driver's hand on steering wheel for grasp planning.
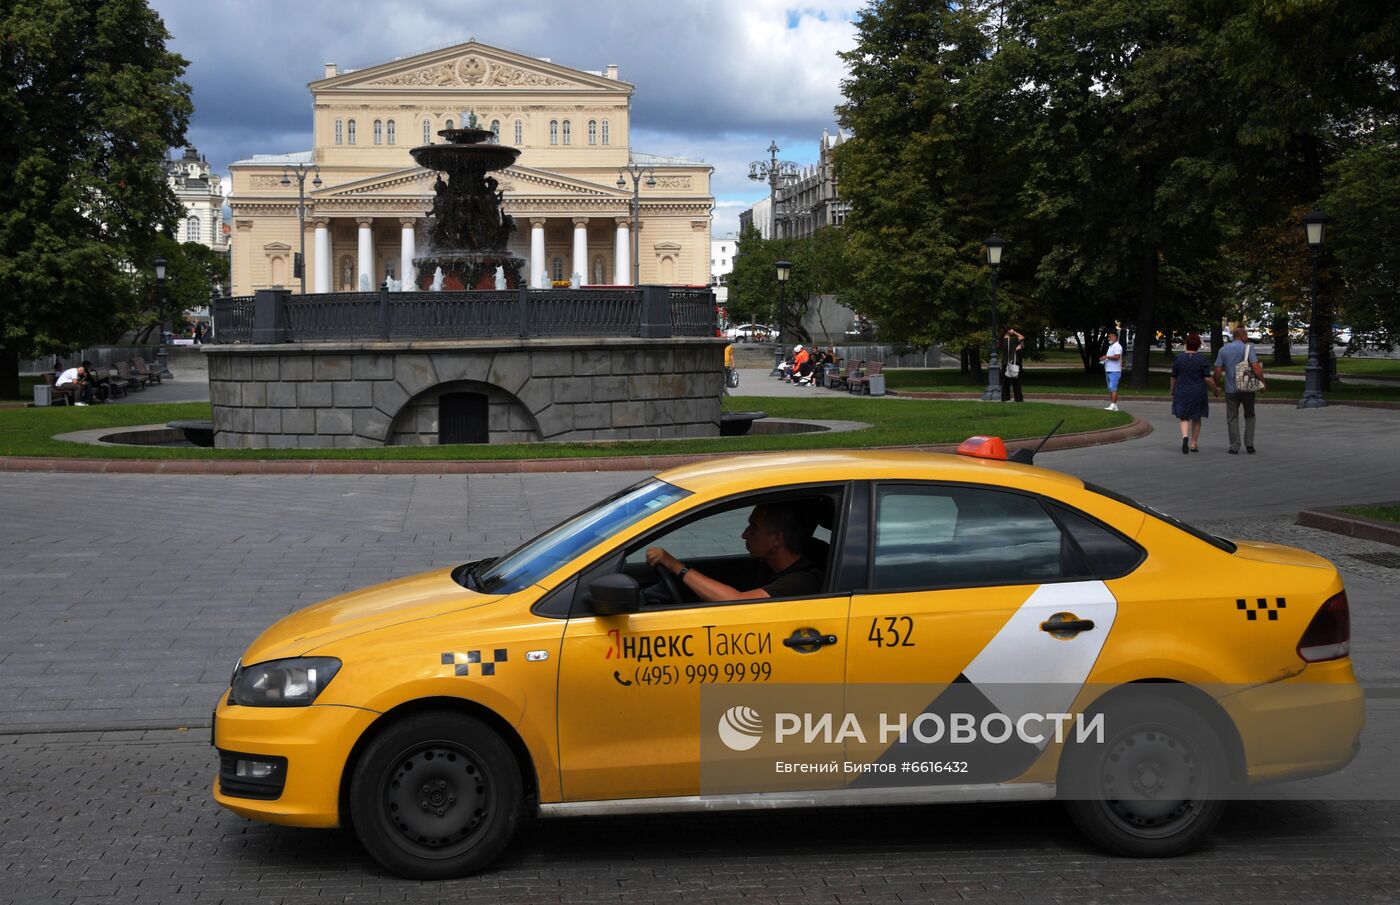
[645,547,681,575]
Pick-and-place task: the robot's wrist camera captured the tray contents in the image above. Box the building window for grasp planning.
[186,215,201,243]
[423,119,431,143]
[549,120,558,144]
[562,120,571,145]
[373,120,382,144]
[588,120,597,145]
[446,118,454,131]
[387,120,395,145]
[551,256,563,282]
[335,119,343,145]
[602,120,610,144]
[514,119,523,144]
[491,119,500,139]
[347,119,356,144]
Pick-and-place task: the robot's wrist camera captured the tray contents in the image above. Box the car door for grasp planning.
[844,482,1120,785]
[556,487,851,802]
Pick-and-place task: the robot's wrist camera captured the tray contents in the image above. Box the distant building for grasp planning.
[739,128,848,241]
[710,234,737,304]
[165,146,227,252]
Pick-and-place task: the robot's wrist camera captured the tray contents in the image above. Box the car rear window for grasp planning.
[1084,482,1237,554]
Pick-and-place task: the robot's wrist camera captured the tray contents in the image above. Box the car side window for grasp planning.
[872,485,1074,590]
[631,506,753,562]
[1048,502,1145,578]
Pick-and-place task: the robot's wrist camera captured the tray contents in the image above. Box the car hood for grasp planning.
[1230,540,1334,570]
[240,567,498,663]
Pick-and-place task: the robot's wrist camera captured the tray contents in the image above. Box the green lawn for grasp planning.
[1339,504,1400,524]
[884,367,1400,402]
[1270,358,1400,379]
[0,397,1128,460]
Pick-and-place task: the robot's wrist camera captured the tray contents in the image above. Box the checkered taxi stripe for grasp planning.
[441,649,508,676]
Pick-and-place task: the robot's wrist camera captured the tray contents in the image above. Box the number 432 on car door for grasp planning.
[868,616,915,648]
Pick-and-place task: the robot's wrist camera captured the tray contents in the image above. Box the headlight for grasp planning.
[230,657,341,707]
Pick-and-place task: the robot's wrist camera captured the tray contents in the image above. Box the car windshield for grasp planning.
[471,479,691,595]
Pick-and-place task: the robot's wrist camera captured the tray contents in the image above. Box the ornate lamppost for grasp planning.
[1298,209,1329,408]
[748,141,799,239]
[280,161,322,295]
[980,234,1006,401]
[617,159,655,286]
[770,260,792,377]
[153,256,172,378]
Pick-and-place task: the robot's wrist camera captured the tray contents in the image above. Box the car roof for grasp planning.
[657,450,1086,498]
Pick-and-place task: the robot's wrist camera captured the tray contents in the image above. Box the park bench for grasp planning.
[830,358,861,391]
[130,357,162,385]
[848,360,885,395]
[99,366,128,398]
[41,373,76,405]
[115,361,147,390]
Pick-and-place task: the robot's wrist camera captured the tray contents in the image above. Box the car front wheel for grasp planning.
[1059,693,1229,857]
[350,712,524,879]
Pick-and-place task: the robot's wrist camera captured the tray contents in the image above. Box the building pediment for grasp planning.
[314,41,632,93]
[316,165,628,200]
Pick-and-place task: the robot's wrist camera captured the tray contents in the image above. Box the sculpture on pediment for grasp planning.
[489,63,569,87]
[372,62,458,87]
[458,56,487,85]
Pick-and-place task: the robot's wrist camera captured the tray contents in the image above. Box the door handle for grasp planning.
[1040,616,1095,636]
[783,629,838,651]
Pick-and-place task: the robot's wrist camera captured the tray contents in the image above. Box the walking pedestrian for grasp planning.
[1170,333,1219,453]
[1213,326,1265,454]
[1001,328,1025,402]
[1099,329,1123,411]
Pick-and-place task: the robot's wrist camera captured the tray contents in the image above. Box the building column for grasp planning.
[356,217,374,290]
[571,218,588,285]
[530,218,547,288]
[614,217,630,286]
[313,219,331,293]
[399,219,416,290]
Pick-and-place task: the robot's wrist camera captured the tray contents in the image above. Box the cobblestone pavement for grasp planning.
[4,454,1400,902]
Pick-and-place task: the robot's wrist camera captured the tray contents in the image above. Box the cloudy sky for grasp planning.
[149,0,860,237]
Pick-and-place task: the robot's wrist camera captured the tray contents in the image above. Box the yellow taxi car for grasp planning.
[212,439,1362,878]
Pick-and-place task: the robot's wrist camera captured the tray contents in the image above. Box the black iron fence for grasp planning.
[212,286,717,344]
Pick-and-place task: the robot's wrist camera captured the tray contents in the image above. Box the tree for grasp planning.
[0,0,191,396]
[728,226,849,345]
[127,237,228,342]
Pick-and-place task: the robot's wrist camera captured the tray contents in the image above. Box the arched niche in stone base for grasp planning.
[386,379,541,446]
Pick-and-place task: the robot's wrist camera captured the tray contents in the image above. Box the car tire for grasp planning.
[1059,692,1228,858]
[349,712,524,879]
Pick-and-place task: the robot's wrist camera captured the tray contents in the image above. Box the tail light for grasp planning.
[1297,591,1350,662]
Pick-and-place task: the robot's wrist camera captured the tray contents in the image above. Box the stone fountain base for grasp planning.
[415,252,526,291]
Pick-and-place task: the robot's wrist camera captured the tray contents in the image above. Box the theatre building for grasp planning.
[228,41,714,295]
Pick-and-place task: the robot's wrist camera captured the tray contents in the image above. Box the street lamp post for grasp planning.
[981,234,1006,401]
[770,260,792,377]
[748,141,799,240]
[153,256,171,378]
[280,162,323,295]
[616,160,655,286]
[1298,209,1329,409]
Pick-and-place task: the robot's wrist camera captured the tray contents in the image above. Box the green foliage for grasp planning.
[0,0,191,361]
[727,226,849,342]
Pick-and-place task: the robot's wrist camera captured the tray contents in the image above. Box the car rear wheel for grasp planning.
[350,712,523,879]
[1060,693,1228,857]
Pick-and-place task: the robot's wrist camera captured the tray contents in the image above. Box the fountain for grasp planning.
[411,112,526,290]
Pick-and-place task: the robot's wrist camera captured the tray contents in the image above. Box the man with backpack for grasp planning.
[1213,327,1266,454]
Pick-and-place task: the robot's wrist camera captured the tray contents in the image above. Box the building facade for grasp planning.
[166,146,227,252]
[229,41,714,295]
[739,128,847,241]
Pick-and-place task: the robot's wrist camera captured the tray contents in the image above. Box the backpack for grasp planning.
[1234,344,1265,392]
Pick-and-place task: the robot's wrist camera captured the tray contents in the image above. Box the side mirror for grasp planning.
[588,573,642,616]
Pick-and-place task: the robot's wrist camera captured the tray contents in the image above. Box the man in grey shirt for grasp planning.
[1213,326,1265,454]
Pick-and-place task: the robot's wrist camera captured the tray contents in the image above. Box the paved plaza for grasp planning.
[3,391,1400,903]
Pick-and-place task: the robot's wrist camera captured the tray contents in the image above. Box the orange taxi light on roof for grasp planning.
[957,435,1007,460]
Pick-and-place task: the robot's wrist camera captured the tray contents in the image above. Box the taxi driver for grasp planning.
[645,503,823,602]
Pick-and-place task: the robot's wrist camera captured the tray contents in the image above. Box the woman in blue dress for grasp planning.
[1170,333,1220,454]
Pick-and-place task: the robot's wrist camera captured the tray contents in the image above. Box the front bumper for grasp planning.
[212,695,379,828]
[1223,658,1365,784]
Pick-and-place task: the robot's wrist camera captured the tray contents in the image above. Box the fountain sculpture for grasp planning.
[411,113,526,290]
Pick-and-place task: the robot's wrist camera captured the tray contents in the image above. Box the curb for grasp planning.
[0,416,1151,475]
[889,391,1400,409]
[1297,507,1400,548]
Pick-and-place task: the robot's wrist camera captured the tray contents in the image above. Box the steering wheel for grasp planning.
[655,565,685,606]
